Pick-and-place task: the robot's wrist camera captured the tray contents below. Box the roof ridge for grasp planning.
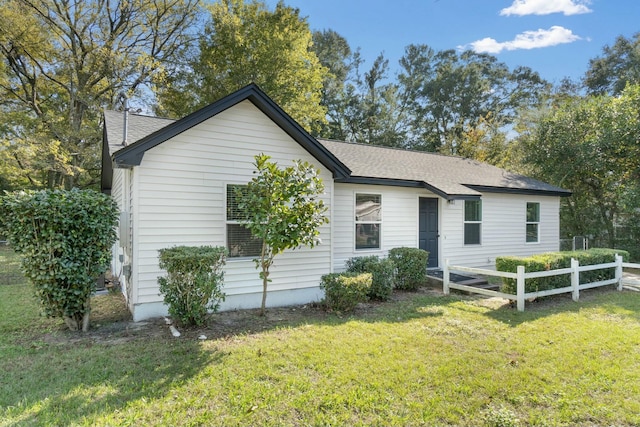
[317,138,475,161]
[105,109,176,122]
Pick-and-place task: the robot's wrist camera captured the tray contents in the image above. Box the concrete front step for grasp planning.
[454,278,500,294]
[426,269,501,293]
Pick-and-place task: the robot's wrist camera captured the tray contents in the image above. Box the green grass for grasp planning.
[2,246,640,426]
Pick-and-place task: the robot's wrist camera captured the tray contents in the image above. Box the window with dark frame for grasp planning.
[464,199,482,245]
[526,202,540,243]
[226,184,262,258]
[355,193,381,250]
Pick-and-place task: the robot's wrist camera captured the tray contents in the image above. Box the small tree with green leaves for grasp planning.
[0,189,118,331]
[237,154,328,315]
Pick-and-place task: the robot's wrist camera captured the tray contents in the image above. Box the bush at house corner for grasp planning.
[0,189,119,332]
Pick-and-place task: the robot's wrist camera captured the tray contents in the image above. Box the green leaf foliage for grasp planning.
[320,272,371,312]
[158,246,227,327]
[0,189,118,330]
[515,84,640,252]
[158,0,328,133]
[345,255,395,301]
[388,247,429,291]
[496,248,629,294]
[585,32,640,96]
[0,0,200,190]
[236,154,328,314]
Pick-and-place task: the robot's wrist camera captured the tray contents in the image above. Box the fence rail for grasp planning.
[443,255,640,312]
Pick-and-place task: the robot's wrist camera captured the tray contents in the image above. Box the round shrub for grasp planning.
[158,245,227,327]
[345,255,395,301]
[388,247,429,291]
[320,272,372,312]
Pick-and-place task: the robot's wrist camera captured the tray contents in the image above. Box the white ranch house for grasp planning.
[101,84,571,321]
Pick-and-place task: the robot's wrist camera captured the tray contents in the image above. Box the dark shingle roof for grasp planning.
[101,84,570,199]
[319,139,571,198]
[103,109,175,158]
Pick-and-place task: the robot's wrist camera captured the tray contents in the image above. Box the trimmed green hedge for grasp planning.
[158,245,227,326]
[0,189,118,331]
[320,272,372,312]
[388,247,429,291]
[496,248,629,294]
[345,256,395,301]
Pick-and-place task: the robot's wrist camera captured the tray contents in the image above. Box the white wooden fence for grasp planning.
[443,255,640,311]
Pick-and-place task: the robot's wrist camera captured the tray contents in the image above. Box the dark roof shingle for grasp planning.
[102,88,570,198]
[103,109,175,158]
[319,139,570,198]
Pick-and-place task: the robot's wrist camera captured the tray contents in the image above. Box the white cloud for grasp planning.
[460,26,582,54]
[500,0,592,16]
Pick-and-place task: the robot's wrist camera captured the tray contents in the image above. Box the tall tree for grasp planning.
[311,29,358,141]
[515,85,640,251]
[0,0,200,190]
[584,33,640,96]
[397,46,549,155]
[158,0,328,133]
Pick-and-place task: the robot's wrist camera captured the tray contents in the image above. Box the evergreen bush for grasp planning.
[158,245,227,326]
[0,189,118,331]
[320,272,371,312]
[388,247,429,291]
[496,248,629,294]
[345,255,395,300]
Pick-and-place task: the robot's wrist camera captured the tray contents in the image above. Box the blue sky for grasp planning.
[265,0,639,85]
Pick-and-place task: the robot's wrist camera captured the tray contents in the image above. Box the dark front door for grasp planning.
[419,198,439,268]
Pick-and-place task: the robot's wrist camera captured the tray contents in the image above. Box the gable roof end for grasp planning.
[110,83,351,178]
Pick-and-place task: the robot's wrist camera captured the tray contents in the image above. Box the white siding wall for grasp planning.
[109,167,124,288]
[441,193,561,268]
[128,101,333,320]
[109,167,136,310]
[333,183,439,272]
[333,184,562,272]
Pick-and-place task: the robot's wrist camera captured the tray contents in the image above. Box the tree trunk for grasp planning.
[260,268,269,316]
[81,297,91,332]
[63,316,79,331]
[62,297,90,331]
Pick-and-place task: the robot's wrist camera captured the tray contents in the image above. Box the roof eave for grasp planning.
[335,176,481,200]
[464,184,572,197]
[110,84,351,179]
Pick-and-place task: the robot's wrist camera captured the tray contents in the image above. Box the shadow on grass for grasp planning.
[8,277,639,426]
[1,289,450,426]
[0,248,223,426]
[197,288,451,342]
[2,335,225,426]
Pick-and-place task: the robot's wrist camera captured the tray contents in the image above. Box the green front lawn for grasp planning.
[1,246,640,426]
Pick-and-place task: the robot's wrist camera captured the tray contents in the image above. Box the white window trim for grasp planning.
[526,201,541,244]
[354,192,382,252]
[463,199,482,246]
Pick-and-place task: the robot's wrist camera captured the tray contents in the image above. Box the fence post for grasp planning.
[516,265,525,312]
[571,258,580,302]
[443,259,450,295]
[615,254,623,291]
